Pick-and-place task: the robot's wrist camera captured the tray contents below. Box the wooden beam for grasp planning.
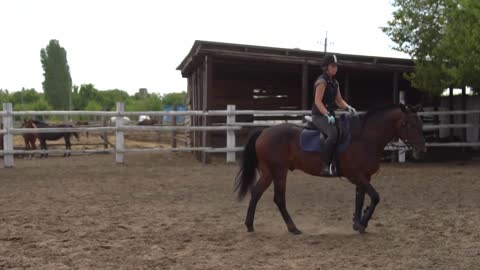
[461,86,467,141]
[301,62,309,110]
[202,55,212,163]
[393,71,399,104]
[344,71,350,102]
[199,50,415,72]
[449,86,454,137]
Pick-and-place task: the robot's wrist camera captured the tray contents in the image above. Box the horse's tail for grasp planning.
[234,129,262,201]
[72,132,79,140]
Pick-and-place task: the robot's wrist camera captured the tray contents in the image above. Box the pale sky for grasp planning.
[0,0,408,95]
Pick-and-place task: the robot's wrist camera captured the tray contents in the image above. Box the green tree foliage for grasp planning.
[74,84,101,110]
[162,92,186,106]
[383,0,480,95]
[127,93,163,112]
[1,86,185,113]
[40,40,73,109]
[0,89,12,103]
[98,89,130,110]
[11,88,42,105]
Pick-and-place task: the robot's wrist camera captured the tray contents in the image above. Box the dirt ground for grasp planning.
[0,152,479,270]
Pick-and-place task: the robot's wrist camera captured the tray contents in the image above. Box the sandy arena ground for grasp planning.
[1,150,480,269]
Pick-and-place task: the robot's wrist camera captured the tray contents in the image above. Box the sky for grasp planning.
[0,0,409,95]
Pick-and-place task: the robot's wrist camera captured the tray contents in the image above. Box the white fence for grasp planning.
[2,102,480,168]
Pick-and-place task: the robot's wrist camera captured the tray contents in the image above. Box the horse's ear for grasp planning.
[410,104,423,113]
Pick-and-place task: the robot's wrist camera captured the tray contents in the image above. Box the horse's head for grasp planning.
[396,104,426,159]
[22,119,33,128]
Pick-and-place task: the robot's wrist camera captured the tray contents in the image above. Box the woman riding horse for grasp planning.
[235,104,426,234]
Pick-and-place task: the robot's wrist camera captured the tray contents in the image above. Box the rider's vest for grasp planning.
[312,73,338,116]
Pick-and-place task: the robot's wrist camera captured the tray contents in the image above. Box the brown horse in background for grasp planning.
[75,121,90,138]
[21,119,37,159]
[137,119,159,125]
[0,123,3,152]
[235,104,426,234]
[23,119,79,158]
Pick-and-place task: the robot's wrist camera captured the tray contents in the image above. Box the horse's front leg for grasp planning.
[357,182,380,233]
[40,140,47,158]
[352,185,365,232]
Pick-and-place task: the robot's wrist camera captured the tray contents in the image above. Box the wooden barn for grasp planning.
[177,40,425,155]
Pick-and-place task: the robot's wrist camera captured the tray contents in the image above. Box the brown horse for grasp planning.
[137,119,159,125]
[23,119,79,158]
[0,124,3,152]
[75,121,90,138]
[235,104,426,234]
[21,119,37,159]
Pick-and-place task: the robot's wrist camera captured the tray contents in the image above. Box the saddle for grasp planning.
[300,114,352,154]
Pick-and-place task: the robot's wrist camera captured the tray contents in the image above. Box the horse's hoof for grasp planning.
[289,228,302,235]
[353,222,366,234]
[247,227,254,232]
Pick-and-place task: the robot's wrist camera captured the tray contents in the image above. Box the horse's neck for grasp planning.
[358,110,400,154]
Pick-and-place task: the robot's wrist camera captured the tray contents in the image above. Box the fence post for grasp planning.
[3,103,14,168]
[398,91,406,163]
[102,116,108,149]
[115,102,125,164]
[226,104,236,163]
[171,105,177,148]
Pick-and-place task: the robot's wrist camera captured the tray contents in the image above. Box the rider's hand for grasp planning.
[326,114,335,124]
[347,105,357,115]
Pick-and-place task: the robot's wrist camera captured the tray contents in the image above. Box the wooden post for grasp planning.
[201,55,211,163]
[344,71,350,102]
[2,103,14,168]
[301,62,309,110]
[391,79,401,162]
[393,72,399,104]
[171,105,177,148]
[398,91,406,163]
[461,86,467,141]
[449,86,454,138]
[115,102,125,164]
[102,116,108,149]
[226,105,236,163]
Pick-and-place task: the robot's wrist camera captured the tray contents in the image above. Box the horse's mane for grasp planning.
[31,120,48,126]
[361,104,403,123]
[352,104,404,136]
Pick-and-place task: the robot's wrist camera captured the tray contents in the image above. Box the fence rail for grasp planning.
[2,102,479,168]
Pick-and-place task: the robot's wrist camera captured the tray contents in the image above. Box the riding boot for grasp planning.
[321,142,337,176]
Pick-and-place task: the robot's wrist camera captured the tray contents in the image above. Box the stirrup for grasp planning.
[328,163,337,175]
[322,163,337,176]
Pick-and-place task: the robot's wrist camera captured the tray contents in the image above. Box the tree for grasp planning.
[98,89,130,110]
[11,88,42,106]
[76,84,100,110]
[383,0,480,95]
[162,92,186,106]
[0,89,11,103]
[40,39,73,109]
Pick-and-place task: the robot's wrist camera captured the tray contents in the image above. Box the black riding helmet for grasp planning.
[322,54,338,67]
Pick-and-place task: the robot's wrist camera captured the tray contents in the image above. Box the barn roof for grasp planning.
[177,40,415,77]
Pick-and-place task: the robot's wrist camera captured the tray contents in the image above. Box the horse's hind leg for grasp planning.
[272,167,301,235]
[245,173,272,232]
[64,136,71,157]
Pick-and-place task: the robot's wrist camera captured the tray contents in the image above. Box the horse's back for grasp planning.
[256,124,301,164]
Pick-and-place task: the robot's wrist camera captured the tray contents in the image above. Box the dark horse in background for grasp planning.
[0,123,3,152]
[235,104,426,234]
[21,120,37,159]
[137,119,159,125]
[23,119,79,158]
